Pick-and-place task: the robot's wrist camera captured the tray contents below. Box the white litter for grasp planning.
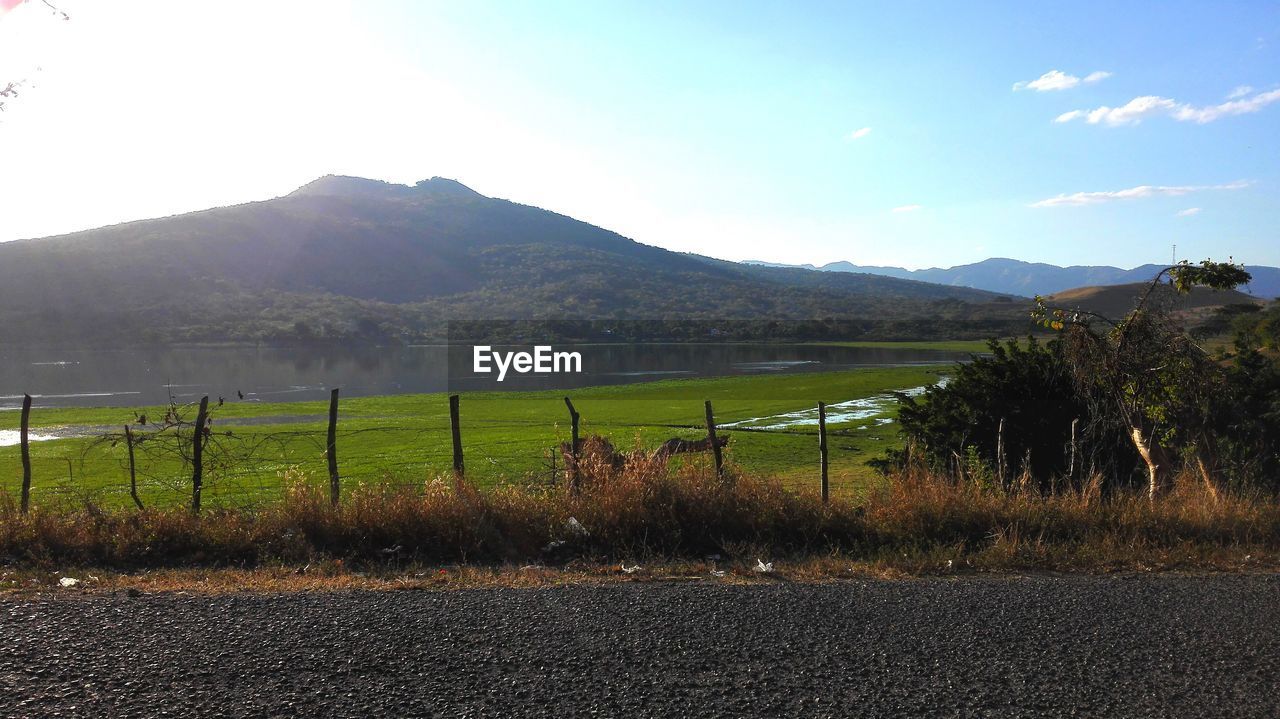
[58,577,80,588]
[621,564,642,574]
[753,559,774,574]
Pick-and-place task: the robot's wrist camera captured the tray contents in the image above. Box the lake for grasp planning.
[0,344,973,409]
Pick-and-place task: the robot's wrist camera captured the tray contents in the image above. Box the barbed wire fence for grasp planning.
[5,392,866,512]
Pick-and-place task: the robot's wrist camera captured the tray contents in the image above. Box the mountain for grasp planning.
[0,176,1025,346]
[746,257,1280,299]
[1047,283,1265,321]
[741,259,819,271]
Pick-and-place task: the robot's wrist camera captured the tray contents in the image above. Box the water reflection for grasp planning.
[0,344,971,409]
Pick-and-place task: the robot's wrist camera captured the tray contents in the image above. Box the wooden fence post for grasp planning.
[818,401,829,503]
[563,397,580,491]
[125,425,143,510]
[704,400,723,478]
[327,388,340,507]
[1068,417,1079,481]
[191,395,209,515]
[996,417,1006,488]
[19,394,31,514]
[449,394,464,476]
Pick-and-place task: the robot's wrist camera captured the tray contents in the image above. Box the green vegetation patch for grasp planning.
[0,367,946,510]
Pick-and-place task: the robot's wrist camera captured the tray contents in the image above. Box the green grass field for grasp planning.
[0,366,949,509]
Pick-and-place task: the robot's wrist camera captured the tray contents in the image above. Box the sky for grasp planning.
[0,0,1276,270]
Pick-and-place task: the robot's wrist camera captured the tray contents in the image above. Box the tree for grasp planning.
[1229,300,1280,351]
[1208,337,1280,491]
[891,260,1262,498]
[1033,260,1252,499]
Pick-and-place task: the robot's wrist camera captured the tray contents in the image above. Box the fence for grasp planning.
[3,390,853,513]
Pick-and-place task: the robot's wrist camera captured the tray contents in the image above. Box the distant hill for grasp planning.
[1046,283,1264,321]
[745,257,1280,299]
[0,176,1024,346]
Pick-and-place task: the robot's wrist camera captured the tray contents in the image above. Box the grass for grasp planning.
[0,445,1275,578]
[0,367,947,509]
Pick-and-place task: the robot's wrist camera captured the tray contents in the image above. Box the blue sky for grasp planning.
[0,0,1276,269]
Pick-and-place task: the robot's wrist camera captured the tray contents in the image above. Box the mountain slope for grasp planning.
[748,257,1280,299]
[1047,283,1264,321]
[0,176,1023,346]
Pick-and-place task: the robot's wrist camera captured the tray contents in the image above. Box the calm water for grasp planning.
[0,344,972,409]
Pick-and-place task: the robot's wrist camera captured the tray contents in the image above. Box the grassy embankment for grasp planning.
[1,444,1275,579]
[0,366,948,509]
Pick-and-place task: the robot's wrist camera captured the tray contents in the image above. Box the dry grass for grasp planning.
[1,440,1278,579]
[866,459,1280,571]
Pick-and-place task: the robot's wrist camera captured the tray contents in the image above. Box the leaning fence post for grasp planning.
[818,401,829,503]
[191,395,209,515]
[563,397,580,491]
[704,400,723,478]
[327,388,340,506]
[19,394,31,514]
[124,425,143,510]
[449,394,464,477]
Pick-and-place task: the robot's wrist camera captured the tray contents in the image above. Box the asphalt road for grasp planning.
[1,574,1277,718]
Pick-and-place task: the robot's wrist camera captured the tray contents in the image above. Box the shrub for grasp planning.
[889,337,1132,489]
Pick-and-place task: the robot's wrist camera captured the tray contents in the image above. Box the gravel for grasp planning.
[1,574,1277,718]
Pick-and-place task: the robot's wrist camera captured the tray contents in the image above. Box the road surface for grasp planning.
[1,574,1276,717]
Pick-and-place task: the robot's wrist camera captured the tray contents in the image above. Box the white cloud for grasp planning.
[1175,207,1201,217]
[1173,88,1280,123]
[1056,88,1280,126]
[1227,85,1254,99]
[846,127,872,140]
[891,204,923,213]
[1013,69,1110,92]
[1054,95,1177,125]
[1031,181,1249,208]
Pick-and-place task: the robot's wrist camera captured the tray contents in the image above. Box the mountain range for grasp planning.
[744,258,1280,299]
[0,176,1024,347]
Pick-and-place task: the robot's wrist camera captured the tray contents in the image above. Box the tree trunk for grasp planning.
[1129,426,1168,501]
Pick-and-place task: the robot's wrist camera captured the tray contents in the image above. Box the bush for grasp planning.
[1208,342,1280,491]
[888,338,1134,489]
